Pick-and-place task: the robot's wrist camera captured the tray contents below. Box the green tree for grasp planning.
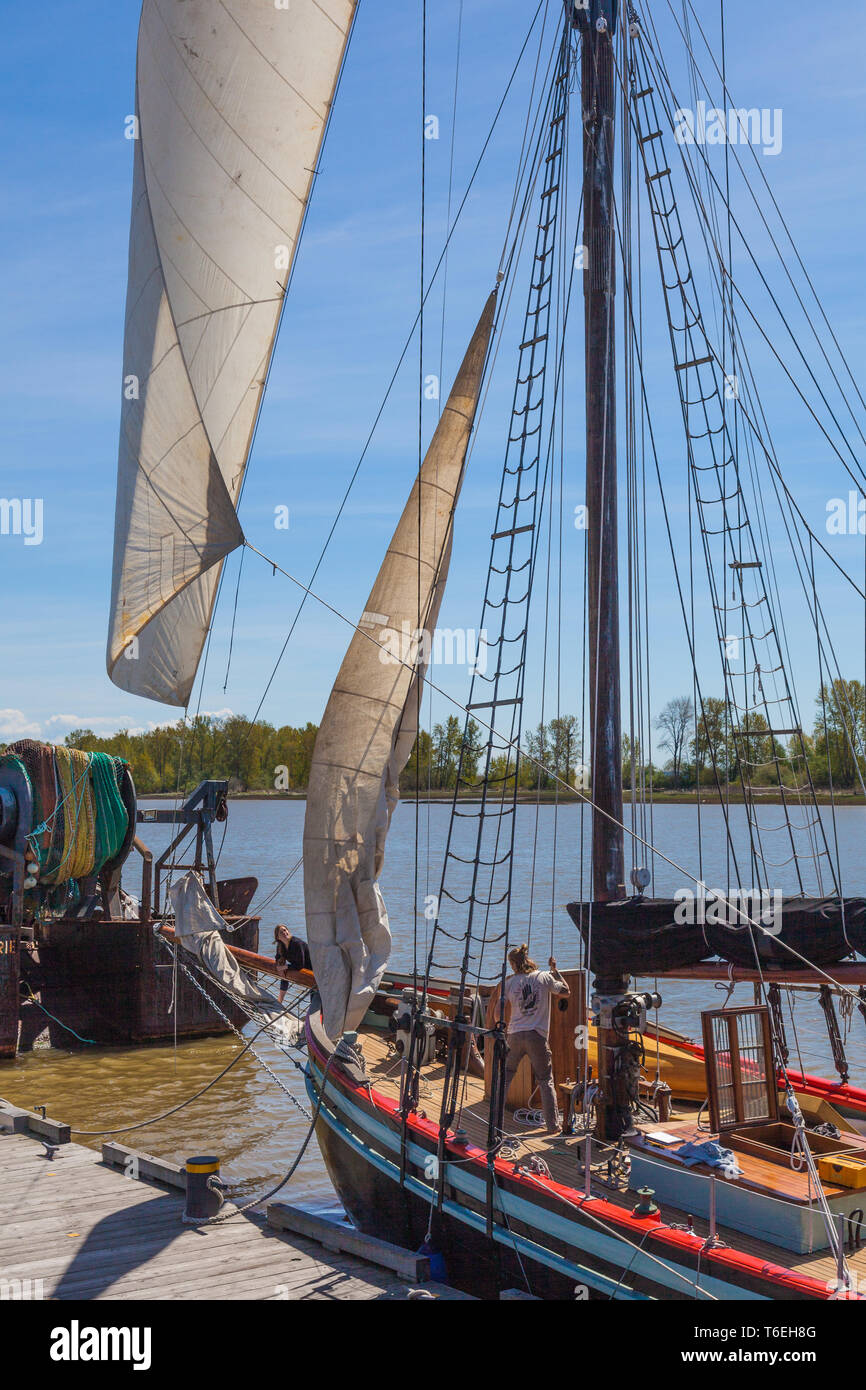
[691,696,732,781]
[549,715,579,788]
[460,718,484,784]
[432,716,463,789]
[813,679,866,787]
[656,696,694,787]
[524,721,552,790]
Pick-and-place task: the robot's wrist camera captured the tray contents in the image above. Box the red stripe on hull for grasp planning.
[305,1017,850,1301]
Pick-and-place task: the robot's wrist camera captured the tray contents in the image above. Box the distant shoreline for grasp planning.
[139,788,866,806]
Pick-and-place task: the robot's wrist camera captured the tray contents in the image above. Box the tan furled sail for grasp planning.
[304,290,497,1040]
[108,0,356,705]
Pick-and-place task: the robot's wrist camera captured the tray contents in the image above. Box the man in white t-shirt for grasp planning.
[494,943,569,1134]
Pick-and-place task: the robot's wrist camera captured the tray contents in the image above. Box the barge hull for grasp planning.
[6,917,259,1053]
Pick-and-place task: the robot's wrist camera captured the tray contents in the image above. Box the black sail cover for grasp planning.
[566,897,866,976]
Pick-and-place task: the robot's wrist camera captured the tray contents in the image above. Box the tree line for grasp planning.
[2,680,863,794]
[654,679,866,790]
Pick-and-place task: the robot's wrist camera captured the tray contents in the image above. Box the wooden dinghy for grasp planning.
[642,1024,866,1123]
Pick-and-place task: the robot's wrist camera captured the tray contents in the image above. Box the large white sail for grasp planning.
[304,291,497,1041]
[108,0,356,706]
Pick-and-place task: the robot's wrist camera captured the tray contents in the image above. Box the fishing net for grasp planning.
[1,741,130,886]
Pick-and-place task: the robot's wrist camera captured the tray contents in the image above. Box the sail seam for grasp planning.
[175,297,284,332]
[189,302,257,417]
[141,149,250,305]
[109,562,229,681]
[326,689,407,715]
[152,240,214,322]
[149,0,316,202]
[122,262,163,334]
[217,0,350,89]
[118,418,213,529]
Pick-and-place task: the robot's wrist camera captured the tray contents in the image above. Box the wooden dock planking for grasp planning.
[0,1128,473,1300]
[0,1226,368,1298]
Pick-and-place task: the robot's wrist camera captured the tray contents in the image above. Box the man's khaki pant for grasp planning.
[504,1028,558,1130]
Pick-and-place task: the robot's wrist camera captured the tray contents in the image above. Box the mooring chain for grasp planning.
[155,934,313,1123]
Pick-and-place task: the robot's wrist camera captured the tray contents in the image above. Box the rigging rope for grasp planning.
[242,536,866,1004]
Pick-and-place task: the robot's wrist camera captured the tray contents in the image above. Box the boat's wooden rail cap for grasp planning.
[158,924,315,988]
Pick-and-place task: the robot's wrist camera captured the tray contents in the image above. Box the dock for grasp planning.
[0,1105,472,1301]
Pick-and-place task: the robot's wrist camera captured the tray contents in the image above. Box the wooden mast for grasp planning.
[579,0,628,1140]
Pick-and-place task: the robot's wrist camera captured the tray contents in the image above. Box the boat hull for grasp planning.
[304,1011,839,1302]
[311,1091,584,1299]
[0,929,19,1059]
[7,916,260,1054]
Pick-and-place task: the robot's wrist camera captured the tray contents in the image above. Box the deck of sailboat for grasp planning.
[357,1025,866,1290]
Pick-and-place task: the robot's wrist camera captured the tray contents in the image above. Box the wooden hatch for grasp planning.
[701,1005,778,1132]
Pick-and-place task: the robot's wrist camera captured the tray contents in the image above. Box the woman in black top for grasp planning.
[274,924,313,1004]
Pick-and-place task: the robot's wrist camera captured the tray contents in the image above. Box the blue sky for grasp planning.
[2,0,866,758]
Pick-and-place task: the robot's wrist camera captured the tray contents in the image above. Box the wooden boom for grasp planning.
[655,962,866,986]
[158,925,317,989]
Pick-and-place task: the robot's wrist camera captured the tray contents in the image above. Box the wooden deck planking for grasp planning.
[0,1129,472,1300]
[359,1027,866,1287]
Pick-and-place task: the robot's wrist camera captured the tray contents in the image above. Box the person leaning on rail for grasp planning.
[274,924,313,1006]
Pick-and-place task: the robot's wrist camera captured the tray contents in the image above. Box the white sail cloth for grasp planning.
[304,291,498,1040]
[169,871,302,1046]
[108,0,356,705]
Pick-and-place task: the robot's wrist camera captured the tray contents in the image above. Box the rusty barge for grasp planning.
[0,744,259,1057]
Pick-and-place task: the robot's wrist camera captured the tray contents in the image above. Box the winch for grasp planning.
[590,987,663,1136]
[388,988,442,1066]
[592,988,663,1035]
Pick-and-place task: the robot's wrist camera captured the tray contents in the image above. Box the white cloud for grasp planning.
[0,709,42,739]
[46,714,137,732]
[123,709,235,736]
[42,709,236,738]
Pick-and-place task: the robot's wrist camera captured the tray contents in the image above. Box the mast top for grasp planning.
[572,0,618,34]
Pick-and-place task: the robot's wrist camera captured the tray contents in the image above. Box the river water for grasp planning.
[2,798,865,1208]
